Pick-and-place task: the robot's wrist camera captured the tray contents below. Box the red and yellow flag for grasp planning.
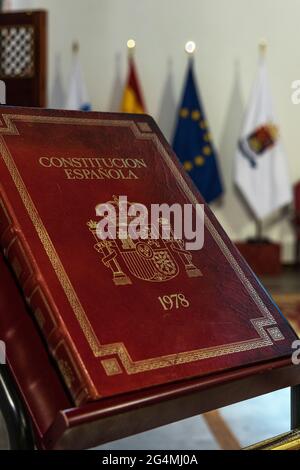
[121,57,146,114]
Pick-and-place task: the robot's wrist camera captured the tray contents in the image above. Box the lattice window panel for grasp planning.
[0,25,35,79]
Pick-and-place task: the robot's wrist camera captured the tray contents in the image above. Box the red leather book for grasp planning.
[0,106,297,405]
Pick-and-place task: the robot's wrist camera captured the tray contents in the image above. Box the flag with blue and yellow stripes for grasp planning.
[172,60,223,203]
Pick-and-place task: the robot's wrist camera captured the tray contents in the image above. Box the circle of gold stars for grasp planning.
[180,108,189,118]
[180,108,214,173]
[183,161,193,172]
[195,156,205,166]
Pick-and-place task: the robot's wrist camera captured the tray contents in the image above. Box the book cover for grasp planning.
[0,107,297,405]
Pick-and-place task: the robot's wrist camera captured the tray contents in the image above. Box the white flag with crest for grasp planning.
[235,58,292,220]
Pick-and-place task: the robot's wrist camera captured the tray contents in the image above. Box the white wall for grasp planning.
[13,0,300,261]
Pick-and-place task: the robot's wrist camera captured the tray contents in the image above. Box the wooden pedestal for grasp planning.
[235,242,282,276]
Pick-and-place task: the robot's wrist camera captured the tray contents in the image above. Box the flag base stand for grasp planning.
[246,237,272,245]
[235,217,281,276]
[235,240,282,277]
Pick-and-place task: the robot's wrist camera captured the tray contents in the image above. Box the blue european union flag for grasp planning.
[172,60,223,203]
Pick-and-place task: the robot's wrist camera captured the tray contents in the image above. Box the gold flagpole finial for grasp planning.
[259,38,267,56]
[72,41,79,54]
[185,41,196,55]
[127,39,136,58]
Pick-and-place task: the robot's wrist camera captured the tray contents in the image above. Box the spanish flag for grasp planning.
[121,57,146,114]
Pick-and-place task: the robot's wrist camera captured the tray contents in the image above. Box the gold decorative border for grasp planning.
[0,113,284,376]
[54,339,88,403]
[101,358,123,376]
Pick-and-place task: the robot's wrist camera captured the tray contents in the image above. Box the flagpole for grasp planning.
[185,41,196,55]
[185,41,196,66]
[127,38,136,61]
[255,218,264,241]
[122,39,146,113]
[72,41,79,55]
[253,39,267,242]
[259,38,267,58]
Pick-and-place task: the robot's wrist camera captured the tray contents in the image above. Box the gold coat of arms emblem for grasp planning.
[87,197,201,286]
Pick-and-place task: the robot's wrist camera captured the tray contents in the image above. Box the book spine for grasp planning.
[0,186,98,405]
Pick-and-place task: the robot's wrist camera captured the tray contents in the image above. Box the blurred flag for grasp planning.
[50,54,65,109]
[121,57,146,113]
[235,58,292,219]
[172,59,223,203]
[158,58,176,142]
[66,52,91,111]
[1,0,11,11]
